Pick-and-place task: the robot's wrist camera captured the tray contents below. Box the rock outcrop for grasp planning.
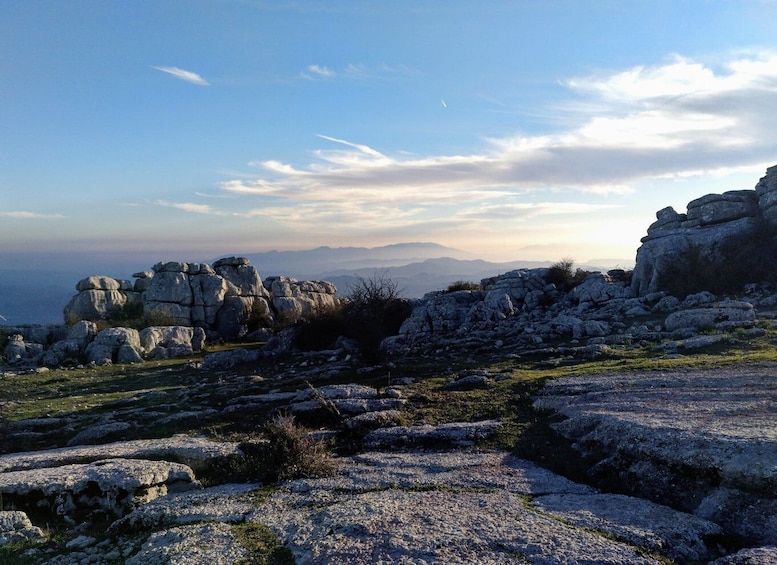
[62,257,338,343]
[632,165,777,296]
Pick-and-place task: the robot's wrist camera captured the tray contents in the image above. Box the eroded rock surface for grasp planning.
[534,365,777,545]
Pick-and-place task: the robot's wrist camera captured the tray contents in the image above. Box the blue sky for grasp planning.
[3,0,777,272]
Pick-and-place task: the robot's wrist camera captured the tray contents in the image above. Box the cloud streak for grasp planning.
[217,51,777,237]
[154,200,225,215]
[153,66,209,86]
[0,211,65,219]
[301,62,418,81]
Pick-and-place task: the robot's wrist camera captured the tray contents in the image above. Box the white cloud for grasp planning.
[0,211,65,219]
[305,64,335,78]
[222,51,777,237]
[155,200,225,215]
[301,62,417,81]
[152,66,209,86]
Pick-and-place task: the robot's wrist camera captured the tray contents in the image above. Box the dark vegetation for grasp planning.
[658,222,777,298]
[446,280,483,292]
[293,271,412,363]
[546,257,590,291]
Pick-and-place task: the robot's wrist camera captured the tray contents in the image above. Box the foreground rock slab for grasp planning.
[251,451,718,564]
[535,364,777,545]
[0,435,240,473]
[0,458,199,522]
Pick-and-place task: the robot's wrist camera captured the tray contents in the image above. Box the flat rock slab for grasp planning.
[249,450,714,564]
[0,458,198,520]
[534,364,777,544]
[291,450,595,496]
[364,420,504,448]
[0,435,240,472]
[532,492,722,563]
[125,522,250,565]
[257,488,661,565]
[111,483,259,532]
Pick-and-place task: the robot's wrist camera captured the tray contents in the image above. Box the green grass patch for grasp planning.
[233,522,295,565]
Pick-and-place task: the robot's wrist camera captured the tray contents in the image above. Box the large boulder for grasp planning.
[755,163,777,224]
[139,326,206,359]
[632,167,777,296]
[85,327,142,365]
[64,275,142,323]
[268,277,339,325]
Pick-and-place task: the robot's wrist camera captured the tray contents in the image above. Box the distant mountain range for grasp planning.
[0,243,627,325]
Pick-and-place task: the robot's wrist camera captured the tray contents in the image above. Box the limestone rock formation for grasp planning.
[64,276,141,323]
[267,276,339,325]
[62,258,337,343]
[632,165,777,296]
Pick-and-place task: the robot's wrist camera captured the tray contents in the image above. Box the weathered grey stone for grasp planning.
[710,546,777,564]
[532,492,722,562]
[255,451,662,564]
[0,458,199,521]
[664,301,755,331]
[535,366,777,545]
[444,374,490,390]
[364,420,503,448]
[685,190,759,227]
[189,271,228,326]
[139,326,205,357]
[110,483,258,533]
[66,421,133,446]
[144,271,192,305]
[755,164,777,224]
[633,167,777,296]
[64,288,128,321]
[214,257,268,298]
[125,522,250,565]
[0,511,45,546]
[76,275,122,292]
[0,436,241,473]
[85,327,141,364]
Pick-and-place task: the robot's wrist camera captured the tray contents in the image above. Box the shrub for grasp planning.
[260,414,335,482]
[292,271,412,363]
[546,258,589,290]
[293,304,348,351]
[446,280,483,292]
[344,272,413,363]
[220,414,335,484]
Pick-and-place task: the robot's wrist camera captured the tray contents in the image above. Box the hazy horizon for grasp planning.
[3,2,777,269]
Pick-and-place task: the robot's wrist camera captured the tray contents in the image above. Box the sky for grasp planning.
[3,0,777,274]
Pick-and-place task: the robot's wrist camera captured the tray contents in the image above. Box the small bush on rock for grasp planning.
[446,280,483,292]
[261,414,335,482]
[292,271,412,363]
[547,258,589,290]
[226,414,335,483]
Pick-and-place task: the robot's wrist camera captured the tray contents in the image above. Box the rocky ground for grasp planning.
[1,343,776,564]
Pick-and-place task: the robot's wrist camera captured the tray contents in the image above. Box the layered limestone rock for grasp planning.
[61,257,339,343]
[268,276,339,325]
[64,276,141,323]
[632,166,777,296]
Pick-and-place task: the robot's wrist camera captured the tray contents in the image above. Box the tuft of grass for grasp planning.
[233,522,295,565]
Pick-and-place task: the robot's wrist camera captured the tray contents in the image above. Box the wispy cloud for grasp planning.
[221,50,777,237]
[304,64,335,78]
[152,66,209,86]
[301,62,418,81]
[154,200,225,215]
[0,211,65,219]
